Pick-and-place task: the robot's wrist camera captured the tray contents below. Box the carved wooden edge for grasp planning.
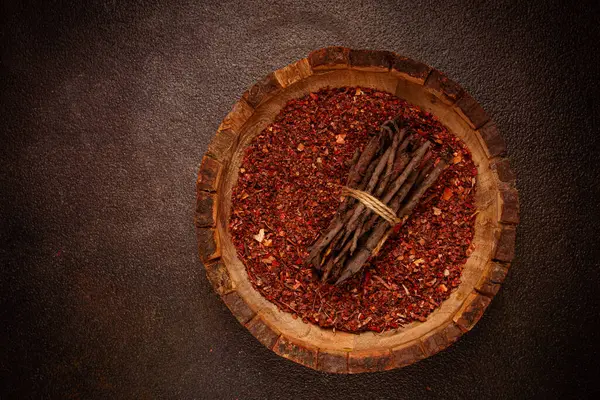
[206,98,254,163]
[196,47,518,373]
[274,58,312,88]
[242,73,283,109]
[421,55,517,356]
[306,47,432,83]
[195,155,224,269]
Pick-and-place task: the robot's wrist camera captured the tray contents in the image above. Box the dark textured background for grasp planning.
[1,0,599,398]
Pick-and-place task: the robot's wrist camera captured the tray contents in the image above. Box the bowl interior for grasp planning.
[216,68,500,353]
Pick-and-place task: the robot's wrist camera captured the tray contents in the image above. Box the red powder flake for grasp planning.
[229,87,477,333]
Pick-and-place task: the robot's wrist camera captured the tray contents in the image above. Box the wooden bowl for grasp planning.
[195,47,518,373]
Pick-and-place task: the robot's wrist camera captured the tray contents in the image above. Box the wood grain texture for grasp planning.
[195,191,216,228]
[223,291,256,325]
[491,157,516,183]
[498,183,520,224]
[196,227,220,262]
[452,292,492,331]
[196,156,222,192]
[349,49,392,72]
[348,349,394,373]
[242,73,282,108]
[209,99,254,162]
[308,46,350,71]
[317,351,349,373]
[274,58,312,88]
[420,329,450,357]
[204,260,235,295]
[391,340,426,368]
[390,53,432,84]
[454,92,491,129]
[477,121,507,158]
[424,69,464,104]
[246,315,281,349]
[197,48,517,373]
[217,98,254,133]
[273,336,318,369]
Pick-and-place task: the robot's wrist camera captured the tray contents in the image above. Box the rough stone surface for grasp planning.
[1,0,598,398]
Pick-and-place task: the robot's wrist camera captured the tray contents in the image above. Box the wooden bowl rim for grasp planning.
[195,47,518,374]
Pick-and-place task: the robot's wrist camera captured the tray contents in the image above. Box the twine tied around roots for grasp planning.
[341,186,401,224]
[340,186,406,256]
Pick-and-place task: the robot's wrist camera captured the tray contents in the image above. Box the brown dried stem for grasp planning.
[335,157,449,284]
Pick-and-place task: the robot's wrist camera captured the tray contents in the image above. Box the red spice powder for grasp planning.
[229,87,477,333]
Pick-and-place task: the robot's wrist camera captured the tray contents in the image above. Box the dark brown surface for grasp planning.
[194,191,216,227]
[1,0,599,398]
[196,228,219,262]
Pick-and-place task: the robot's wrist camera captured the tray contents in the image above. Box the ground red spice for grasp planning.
[229,87,477,333]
